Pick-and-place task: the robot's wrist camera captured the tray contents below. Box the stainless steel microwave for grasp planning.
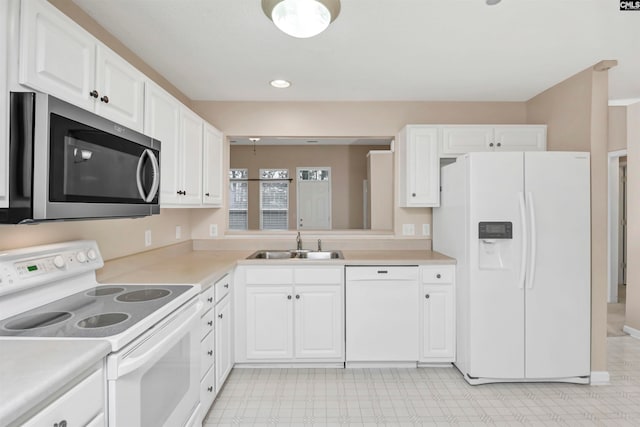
[1,92,161,224]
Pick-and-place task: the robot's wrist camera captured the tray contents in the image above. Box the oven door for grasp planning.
[107,299,201,427]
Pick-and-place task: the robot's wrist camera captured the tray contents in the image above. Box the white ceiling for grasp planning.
[71,0,640,104]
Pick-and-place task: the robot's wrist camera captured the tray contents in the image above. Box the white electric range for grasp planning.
[0,240,203,427]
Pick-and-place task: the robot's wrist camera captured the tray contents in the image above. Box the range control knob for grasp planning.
[76,252,87,263]
[53,256,66,269]
[87,249,98,261]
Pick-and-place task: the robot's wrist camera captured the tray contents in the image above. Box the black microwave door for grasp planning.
[49,114,159,204]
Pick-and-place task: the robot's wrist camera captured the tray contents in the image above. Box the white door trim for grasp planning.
[608,149,627,303]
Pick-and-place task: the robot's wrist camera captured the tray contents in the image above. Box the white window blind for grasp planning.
[260,169,289,230]
[229,169,248,230]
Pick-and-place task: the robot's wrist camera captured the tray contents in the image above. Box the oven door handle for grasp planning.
[113,300,201,379]
[135,149,160,203]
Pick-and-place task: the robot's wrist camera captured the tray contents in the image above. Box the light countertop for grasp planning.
[0,339,110,427]
[101,249,455,287]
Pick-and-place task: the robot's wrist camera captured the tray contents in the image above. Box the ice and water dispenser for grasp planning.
[478,222,513,269]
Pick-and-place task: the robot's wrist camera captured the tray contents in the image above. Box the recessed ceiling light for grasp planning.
[270,79,291,88]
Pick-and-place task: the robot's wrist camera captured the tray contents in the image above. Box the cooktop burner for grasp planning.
[4,312,72,330]
[86,287,125,297]
[77,313,130,328]
[0,284,191,338]
[116,289,171,302]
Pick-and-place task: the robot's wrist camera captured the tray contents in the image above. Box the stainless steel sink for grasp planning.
[247,249,343,260]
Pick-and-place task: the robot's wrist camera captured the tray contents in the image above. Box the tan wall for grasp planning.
[0,1,195,258]
[609,106,628,152]
[230,145,384,230]
[0,209,192,260]
[626,102,640,330]
[525,66,610,373]
[48,0,191,106]
[368,151,394,231]
[191,101,528,239]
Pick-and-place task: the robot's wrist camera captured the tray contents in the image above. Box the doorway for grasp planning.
[608,150,628,336]
[297,167,332,230]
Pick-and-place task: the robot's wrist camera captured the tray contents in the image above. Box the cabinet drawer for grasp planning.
[200,365,216,414]
[200,330,215,380]
[245,267,293,285]
[201,308,215,340]
[23,366,103,427]
[200,285,215,312]
[215,274,231,303]
[346,266,417,281]
[294,267,343,285]
[421,266,454,284]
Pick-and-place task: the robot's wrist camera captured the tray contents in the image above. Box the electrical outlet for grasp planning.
[209,224,218,237]
[422,224,430,237]
[175,225,182,240]
[144,230,152,247]
[402,224,415,236]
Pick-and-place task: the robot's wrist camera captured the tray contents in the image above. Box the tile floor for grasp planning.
[203,337,640,426]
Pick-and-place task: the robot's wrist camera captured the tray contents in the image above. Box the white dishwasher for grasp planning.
[345,266,419,366]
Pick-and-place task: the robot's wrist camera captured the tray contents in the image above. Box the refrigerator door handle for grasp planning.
[518,192,528,289]
[526,192,537,289]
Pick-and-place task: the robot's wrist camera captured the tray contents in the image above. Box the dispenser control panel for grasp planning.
[478,222,512,239]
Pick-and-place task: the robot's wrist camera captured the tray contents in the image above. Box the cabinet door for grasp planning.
[245,286,293,359]
[215,296,233,389]
[202,123,224,207]
[294,285,343,359]
[144,83,182,205]
[94,45,145,132]
[0,1,8,208]
[400,126,439,207]
[441,126,493,155]
[421,285,455,361]
[19,0,96,111]
[180,107,203,205]
[494,125,546,152]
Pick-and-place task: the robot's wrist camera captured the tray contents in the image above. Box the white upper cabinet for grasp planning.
[19,0,144,132]
[202,123,224,207]
[0,1,9,208]
[441,125,546,156]
[179,107,204,205]
[19,0,95,111]
[144,82,181,205]
[397,125,440,207]
[94,45,145,132]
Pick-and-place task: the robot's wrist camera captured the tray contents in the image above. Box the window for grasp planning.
[260,169,289,230]
[229,169,248,230]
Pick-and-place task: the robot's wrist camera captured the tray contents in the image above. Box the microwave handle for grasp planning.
[136,149,160,202]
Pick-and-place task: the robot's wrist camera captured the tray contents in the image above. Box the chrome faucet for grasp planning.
[317,239,322,251]
[296,232,302,250]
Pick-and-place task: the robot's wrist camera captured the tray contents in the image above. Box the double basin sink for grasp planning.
[247,249,344,260]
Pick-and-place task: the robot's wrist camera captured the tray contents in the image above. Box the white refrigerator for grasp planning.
[434,152,591,385]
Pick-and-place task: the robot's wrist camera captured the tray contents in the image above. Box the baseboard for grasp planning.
[623,325,640,339]
[590,371,610,385]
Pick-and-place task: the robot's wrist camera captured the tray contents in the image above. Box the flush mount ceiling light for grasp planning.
[486,0,502,5]
[270,79,291,88]
[262,0,341,39]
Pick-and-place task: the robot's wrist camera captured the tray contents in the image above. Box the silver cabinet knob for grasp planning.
[436,274,441,279]
[218,313,223,319]
[425,294,430,299]
[287,295,292,300]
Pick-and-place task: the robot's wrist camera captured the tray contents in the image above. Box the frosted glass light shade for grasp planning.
[262,0,341,39]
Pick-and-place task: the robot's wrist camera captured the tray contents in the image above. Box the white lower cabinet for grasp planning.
[215,294,233,389]
[22,364,105,427]
[420,266,455,363]
[245,285,293,359]
[200,273,234,416]
[236,266,344,363]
